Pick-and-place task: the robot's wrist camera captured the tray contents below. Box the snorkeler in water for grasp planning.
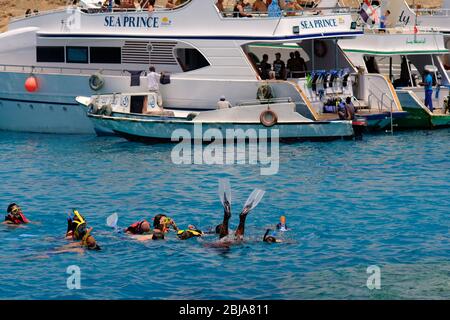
[263,229,282,243]
[66,209,101,251]
[177,225,204,240]
[214,179,265,243]
[4,203,29,225]
[276,215,288,232]
[124,220,152,235]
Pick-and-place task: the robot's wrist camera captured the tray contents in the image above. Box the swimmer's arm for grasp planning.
[130,234,154,242]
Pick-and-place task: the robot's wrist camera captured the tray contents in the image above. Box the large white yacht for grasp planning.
[0,0,363,134]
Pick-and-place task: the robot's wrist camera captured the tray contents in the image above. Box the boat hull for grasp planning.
[88,115,355,143]
[359,112,409,131]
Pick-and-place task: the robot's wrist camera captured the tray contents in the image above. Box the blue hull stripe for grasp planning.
[38,31,364,41]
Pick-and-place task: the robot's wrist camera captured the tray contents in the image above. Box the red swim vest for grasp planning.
[5,212,29,224]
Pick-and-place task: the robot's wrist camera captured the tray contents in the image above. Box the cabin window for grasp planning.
[90,47,122,64]
[66,47,89,64]
[36,46,65,63]
[175,48,210,72]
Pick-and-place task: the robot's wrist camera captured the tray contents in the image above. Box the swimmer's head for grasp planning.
[85,235,101,251]
[264,236,277,243]
[141,221,151,233]
[280,216,286,224]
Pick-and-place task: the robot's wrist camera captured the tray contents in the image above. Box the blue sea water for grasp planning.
[0,130,449,300]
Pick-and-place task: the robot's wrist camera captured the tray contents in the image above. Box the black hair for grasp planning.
[346,97,352,104]
[149,66,156,72]
[153,214,167,229]
[7,203,17,213]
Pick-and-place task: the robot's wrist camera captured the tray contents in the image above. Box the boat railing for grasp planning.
[236,97,293,107]
[221,6,353,19]
[10,8,68,22]
[0,63,139,77]
[362,25,441,35]
[415,8,450,17]
[367,80,395,113]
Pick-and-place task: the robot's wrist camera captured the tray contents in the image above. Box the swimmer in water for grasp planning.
[263,229,282,243]
[276,215,288,232]
[66,209,101,251]
[124,220,151,235]
[132,214,179,241]
[3,203,29,225]
[177,225,204,240]
[213,179,265,243]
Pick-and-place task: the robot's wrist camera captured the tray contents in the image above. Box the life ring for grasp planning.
[260,109,278,127]
[89,73,105,91]
[257,84,273,101]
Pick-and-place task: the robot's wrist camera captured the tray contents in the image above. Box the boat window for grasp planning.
[36,46,65,63]
[66,47,89,64]
[175,48,210,72]
[90,47,122,64]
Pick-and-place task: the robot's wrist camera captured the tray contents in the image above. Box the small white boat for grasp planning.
[76,93,364,142]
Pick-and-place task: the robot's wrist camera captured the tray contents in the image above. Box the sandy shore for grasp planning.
[0,0,444,33]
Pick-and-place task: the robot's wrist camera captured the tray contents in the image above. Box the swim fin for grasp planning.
[106,212,119,229]
[242,189,265,214]
[218,178,232,211]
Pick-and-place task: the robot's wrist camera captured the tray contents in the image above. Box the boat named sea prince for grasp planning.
[300,18,339,30]
[104,15,161,28]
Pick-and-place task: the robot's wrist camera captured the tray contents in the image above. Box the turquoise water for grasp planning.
[0,130,449,300]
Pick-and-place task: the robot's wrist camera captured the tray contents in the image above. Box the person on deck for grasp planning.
[234,0,252,17]
[147,0,156,12]
[216,0,225,12]
[273,53,286,80]
[259,54,272,80]
[253,0,268,12]
[166,0,176,9]
[379,10,390,33]
[146,66,163,108]
[421,68,435,112]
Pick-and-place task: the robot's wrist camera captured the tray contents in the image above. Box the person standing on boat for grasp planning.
[273,53,286,80]
[421,68,434,112]
[268,0,282,17]
[147,66,163,108]
[259,54,272,80]
[379,10,390,33]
